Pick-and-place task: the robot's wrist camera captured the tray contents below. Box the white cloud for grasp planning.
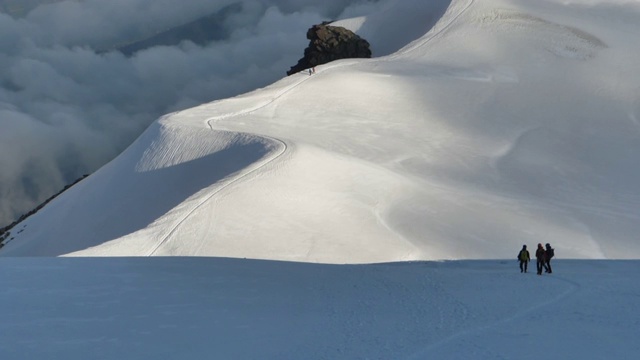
[0,0,388,225]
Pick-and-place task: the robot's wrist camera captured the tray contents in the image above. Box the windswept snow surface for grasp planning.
[1,258,639,359]
[2,0,640,262]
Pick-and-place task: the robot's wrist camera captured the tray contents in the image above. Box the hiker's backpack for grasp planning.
[548,248,555,259]
[518,250,528,261]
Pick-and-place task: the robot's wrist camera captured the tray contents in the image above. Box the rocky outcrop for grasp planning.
[287,23,372,76]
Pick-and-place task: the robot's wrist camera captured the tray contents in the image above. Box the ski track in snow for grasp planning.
[407,272,580,359]
[144,135,287,256]
[146,68,314,255]
[389,0,476,59]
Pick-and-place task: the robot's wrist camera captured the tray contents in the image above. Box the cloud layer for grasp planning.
[0,0,387,225]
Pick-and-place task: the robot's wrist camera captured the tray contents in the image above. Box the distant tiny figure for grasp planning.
[544,243,555,273]
[308,66,316,75]
[517,244,530,273]
[535,243,546,275]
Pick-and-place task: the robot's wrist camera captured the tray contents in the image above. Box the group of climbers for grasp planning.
[517,243,555,275]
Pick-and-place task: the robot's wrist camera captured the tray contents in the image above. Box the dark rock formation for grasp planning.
[287,23,372,76]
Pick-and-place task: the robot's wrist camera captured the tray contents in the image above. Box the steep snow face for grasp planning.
[2,0,640,261]
[1,118,284,257]
[332,0,452,56]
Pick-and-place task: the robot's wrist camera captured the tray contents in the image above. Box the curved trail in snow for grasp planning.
[388,0,476,60]
[146,0,476,256]
[406,273,580,359]
[145,73,310,256]
[145,133,287,256]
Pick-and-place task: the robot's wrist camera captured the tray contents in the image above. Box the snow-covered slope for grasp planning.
[2,258,639,359]
[2,0,640,261]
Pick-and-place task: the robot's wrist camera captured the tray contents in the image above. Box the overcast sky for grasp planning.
[0,0,387,226]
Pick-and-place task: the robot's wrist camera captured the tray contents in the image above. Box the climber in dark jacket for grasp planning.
[535,243,546,275]
[544,243,555,273]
